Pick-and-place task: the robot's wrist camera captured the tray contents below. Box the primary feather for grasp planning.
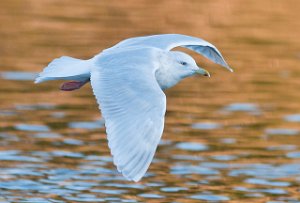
[91,48,166,181]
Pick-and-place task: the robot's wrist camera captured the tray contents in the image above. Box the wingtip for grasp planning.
[224,64,233,72]
[132,177,141,182]
[111,149,141,182]
[228,67,234,72]
[115,160,143,182]
[34,77,42,84]
[123,172,142,182]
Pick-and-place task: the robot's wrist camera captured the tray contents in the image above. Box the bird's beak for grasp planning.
[194,67,210,77]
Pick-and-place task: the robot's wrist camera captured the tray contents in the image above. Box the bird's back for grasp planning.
[93,46,162,73]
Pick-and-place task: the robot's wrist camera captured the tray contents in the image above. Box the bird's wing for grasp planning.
[113,34,232,71]
[90,50,166,182]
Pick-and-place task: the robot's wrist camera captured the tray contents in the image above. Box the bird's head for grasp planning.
[169,51,210,79]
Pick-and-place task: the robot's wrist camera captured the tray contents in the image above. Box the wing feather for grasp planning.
[90,49,166,181]
[112,34,232,71]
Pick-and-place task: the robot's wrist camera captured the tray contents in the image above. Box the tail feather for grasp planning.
[35,56,91,84]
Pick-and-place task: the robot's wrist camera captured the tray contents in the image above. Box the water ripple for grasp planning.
[64,181,98,191]
[286,151,300,158]
[0,133,19,141]
[63,138,84,145]
[201,162,230,169]
[0,179,52,191]
[0,110,17,116]
[234,186,288,195]
[219,138,236,144]
[0,150,42,162]
[15,103,56,110]
[138,193,165,199]
[64,194,105,202]
[171,154,204,161]
[160,187,187,192]
[265,128,299,136]
[51,151,84,158]
[91,189,127,195]
[68,120,104,130]
[229,163,300,179]
[15,124,50,132]
[190,193,230,201]
[245,178,291,187]
[222,103,260,114]
[34,132,62,139]
[267,145,297,151]
[0,168,44,177]
[104,183,145,189]
[284,114,300,122]
[191,122,222,130]
[16,198,54,203]
[171,164,219,175]
[211,155,237,161]
[175,142,208,151]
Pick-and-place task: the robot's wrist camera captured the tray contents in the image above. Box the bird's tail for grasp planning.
[35,56,92,84]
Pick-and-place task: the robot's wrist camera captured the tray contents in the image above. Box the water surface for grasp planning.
[0,0,300,202]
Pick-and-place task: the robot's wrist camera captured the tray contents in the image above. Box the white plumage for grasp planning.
[36,34,232,181]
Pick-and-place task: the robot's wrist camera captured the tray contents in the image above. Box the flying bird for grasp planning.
[35,34,232,181]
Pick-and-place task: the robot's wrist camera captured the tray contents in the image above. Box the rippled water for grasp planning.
[1,0,300,202]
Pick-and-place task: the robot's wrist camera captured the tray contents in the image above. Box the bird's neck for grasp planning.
[155,53,183,90]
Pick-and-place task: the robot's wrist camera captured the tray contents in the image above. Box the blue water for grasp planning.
[1,1,300,202]
[1,96,300,202]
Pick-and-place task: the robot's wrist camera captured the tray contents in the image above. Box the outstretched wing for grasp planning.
[112,34,232,71]
[90,49,166,182]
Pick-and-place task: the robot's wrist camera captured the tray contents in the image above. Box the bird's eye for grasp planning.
[180,61,187,66]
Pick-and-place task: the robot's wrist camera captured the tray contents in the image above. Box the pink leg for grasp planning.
[60,79,90,91]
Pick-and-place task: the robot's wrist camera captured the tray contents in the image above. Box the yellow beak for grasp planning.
[194,67,210,77]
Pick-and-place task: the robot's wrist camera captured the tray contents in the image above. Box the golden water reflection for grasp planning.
[0,0,300,202]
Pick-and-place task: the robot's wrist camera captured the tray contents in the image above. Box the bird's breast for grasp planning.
[155,56,181,90]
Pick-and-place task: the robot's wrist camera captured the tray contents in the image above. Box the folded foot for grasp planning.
[60,79,90,91]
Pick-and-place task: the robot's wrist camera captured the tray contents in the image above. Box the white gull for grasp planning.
[35,34,232,181]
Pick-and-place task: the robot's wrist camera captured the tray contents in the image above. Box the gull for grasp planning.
[35,34,232,181]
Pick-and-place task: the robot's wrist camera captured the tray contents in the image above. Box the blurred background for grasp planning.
[0,0,300,202]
